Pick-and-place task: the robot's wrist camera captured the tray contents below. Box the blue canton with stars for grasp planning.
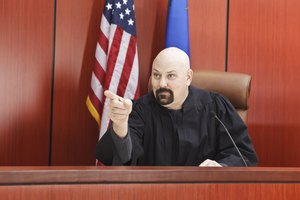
[103,0,137,36]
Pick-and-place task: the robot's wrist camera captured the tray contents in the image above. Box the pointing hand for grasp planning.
[104,90,132,138]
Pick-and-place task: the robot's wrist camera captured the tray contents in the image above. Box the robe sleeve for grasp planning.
[95,127,134,165]
[126,101,147,165]
[211,93,259,166]
[95,100,146,166]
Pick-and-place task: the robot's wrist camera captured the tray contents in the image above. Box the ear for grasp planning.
[186,69,193,86]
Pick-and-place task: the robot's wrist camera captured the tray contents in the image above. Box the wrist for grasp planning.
[112,123,128,138]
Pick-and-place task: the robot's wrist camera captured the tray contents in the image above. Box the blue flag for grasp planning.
[165,0,190,57]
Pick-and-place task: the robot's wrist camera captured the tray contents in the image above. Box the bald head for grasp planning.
[151,47,193,110]
[153,47,190,71]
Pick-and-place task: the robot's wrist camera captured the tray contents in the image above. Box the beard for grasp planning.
[155,88,174,105]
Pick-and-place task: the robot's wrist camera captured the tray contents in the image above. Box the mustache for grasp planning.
[156,88,173,94]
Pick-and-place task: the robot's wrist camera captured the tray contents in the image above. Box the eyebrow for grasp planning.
[152,69,177,74]
[166,70,177,74]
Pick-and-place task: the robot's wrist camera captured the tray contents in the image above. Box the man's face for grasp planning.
[151,48,192,109]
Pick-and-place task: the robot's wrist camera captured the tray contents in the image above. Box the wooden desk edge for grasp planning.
[1,166,300,185]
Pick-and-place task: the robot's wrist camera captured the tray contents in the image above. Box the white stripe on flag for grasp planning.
[95,43,107,71]
[99,98,110,139]
[100,14,110,38]
[107,25,117,55]
[124,48,139,99]
[91,73,103,100]
[108,30,131,95]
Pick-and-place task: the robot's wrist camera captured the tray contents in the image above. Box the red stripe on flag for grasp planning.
[98,29,108,53]
[89,90,103,113]
[117,36,136,97]
[94,61,106,86]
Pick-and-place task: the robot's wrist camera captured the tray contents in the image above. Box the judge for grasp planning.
[96,47,258,166]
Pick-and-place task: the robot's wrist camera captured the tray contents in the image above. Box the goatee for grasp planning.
[155,88,174,105]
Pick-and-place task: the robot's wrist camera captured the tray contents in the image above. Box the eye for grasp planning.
[152,73,161,80]
[167,73,176,79]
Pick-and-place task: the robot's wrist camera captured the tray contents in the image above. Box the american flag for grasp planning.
[87,0,140,139]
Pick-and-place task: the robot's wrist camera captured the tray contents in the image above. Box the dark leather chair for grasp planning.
[148,70,252,124]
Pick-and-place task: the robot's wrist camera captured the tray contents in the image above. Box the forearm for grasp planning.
[110,126,132,164]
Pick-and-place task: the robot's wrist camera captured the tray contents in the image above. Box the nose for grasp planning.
[159,77,167,88]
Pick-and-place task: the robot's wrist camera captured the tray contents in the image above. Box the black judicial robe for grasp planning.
[96,86,258,166]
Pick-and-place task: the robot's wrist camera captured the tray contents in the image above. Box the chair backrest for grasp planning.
[191,70,251,124]
[148,70,252,124]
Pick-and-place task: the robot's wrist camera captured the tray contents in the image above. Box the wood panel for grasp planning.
[189,0,227,71]
[0,0,54,165]
[228,0,300,166]
[2,184,300,200]
[52,0,102,165]
[1,167,300,200]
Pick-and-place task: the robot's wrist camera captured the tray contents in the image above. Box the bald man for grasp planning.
[96,47,258,167]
